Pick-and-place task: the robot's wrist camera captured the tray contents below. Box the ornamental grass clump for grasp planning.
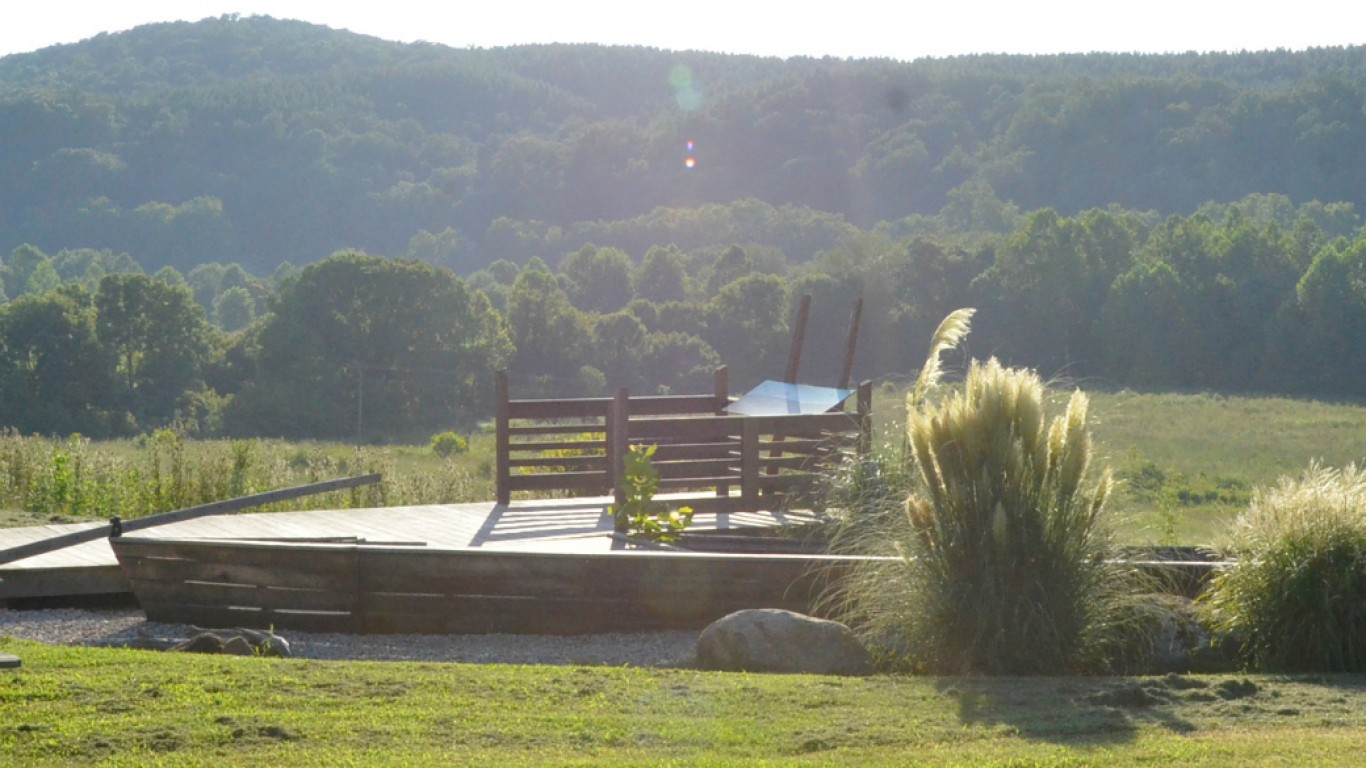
[1201,463,1366,672]
[826,310,1128,675]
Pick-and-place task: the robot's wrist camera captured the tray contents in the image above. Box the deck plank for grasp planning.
[0,496,816,600]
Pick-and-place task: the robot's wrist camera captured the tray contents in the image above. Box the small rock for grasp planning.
[173,632,225,654]
[238,628,291,658]
[222,636,255,656]
[696,609,872,675]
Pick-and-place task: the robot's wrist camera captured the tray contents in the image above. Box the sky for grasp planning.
[3,1,1366,61]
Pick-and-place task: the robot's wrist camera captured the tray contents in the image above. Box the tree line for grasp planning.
[3,192,1365,442]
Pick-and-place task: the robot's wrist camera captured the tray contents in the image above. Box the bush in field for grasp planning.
[1201,463,1366,672]
[826,311,1128,674]
[429,431,469,458]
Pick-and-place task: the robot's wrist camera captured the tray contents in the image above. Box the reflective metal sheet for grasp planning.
[723,380,853,416]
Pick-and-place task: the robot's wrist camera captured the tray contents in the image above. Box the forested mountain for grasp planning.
[6,15,1366,274]
[5,16,1366,441]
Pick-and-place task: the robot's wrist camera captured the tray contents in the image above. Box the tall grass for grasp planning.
[1201,463,1366,672]
[0,429,490,524]
[825,311,1131,674]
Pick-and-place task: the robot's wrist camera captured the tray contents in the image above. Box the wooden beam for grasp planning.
[496,370,511,505]
[784,294,812,384]
[609,387,630,508]
[713,365,729,412]
[857,380,873,455]
[839,297,864,390]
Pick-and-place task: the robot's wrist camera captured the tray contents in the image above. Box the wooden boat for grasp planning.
[110,532,851,635]
[104,368,873,635]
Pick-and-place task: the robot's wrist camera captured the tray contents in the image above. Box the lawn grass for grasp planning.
[2,639,1364,766]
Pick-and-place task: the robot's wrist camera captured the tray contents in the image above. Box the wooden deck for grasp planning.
[0,496,819,602]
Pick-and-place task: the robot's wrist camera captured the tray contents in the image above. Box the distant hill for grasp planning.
[4,14,1366,274]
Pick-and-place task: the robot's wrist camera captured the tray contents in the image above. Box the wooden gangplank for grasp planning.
[0,474,381,568]
[0,475,380,600]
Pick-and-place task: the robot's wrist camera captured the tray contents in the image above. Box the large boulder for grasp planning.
[696,609,872,675]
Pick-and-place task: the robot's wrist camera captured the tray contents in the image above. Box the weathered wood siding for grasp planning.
[112,537,851,634]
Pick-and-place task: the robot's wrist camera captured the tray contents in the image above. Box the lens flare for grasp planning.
[670,65,705,111]
[686,140,695,152]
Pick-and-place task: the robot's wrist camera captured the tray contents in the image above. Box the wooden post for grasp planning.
[609,388,630,508]
[784,294,812,384]
[857,380,873,456]
[495,370,510,505]
[713,365,729,412]
[714,366,731,496]
[839,298,864,390]
[740,419,760,512]
[767,296,812,478]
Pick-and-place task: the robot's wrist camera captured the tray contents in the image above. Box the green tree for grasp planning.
[505,267,588,380]
[970,208,1139,375]
[1279,235,1366,395]
[186,263,228,311]
[405,227,471,273]
[707,273,789,386]
[704,245,753,297]
[229,252,509,439]
[0,288,115,435]
[634,245,691,303]
[152,265,188,289]
[213,286,257,332]
[1094,260,1195,388]
[590,311,649,390]
[94,273,214,429]
[5,244,61,297]
[640,332,721,395]
[559,244,634,313]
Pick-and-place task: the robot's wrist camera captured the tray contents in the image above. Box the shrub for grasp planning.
[429,431,469,458]
[1200,463,1366,672]
[825,310,1127,675]
[610,444,693,544]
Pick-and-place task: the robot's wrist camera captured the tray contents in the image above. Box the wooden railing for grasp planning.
[495,368,872,512]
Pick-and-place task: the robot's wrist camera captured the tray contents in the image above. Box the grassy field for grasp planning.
[1,640,1364,766]
[5,388,1366,546]
[0,431,495,529]
[870,385,1366,547]
[1086,390,1366,545]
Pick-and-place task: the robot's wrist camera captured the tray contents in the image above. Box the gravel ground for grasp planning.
[0,607,700,668]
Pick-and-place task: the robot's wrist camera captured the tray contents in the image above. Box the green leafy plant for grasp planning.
[429,430,469,458]
[1201,462,1366,672]
[611,444,693,544]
